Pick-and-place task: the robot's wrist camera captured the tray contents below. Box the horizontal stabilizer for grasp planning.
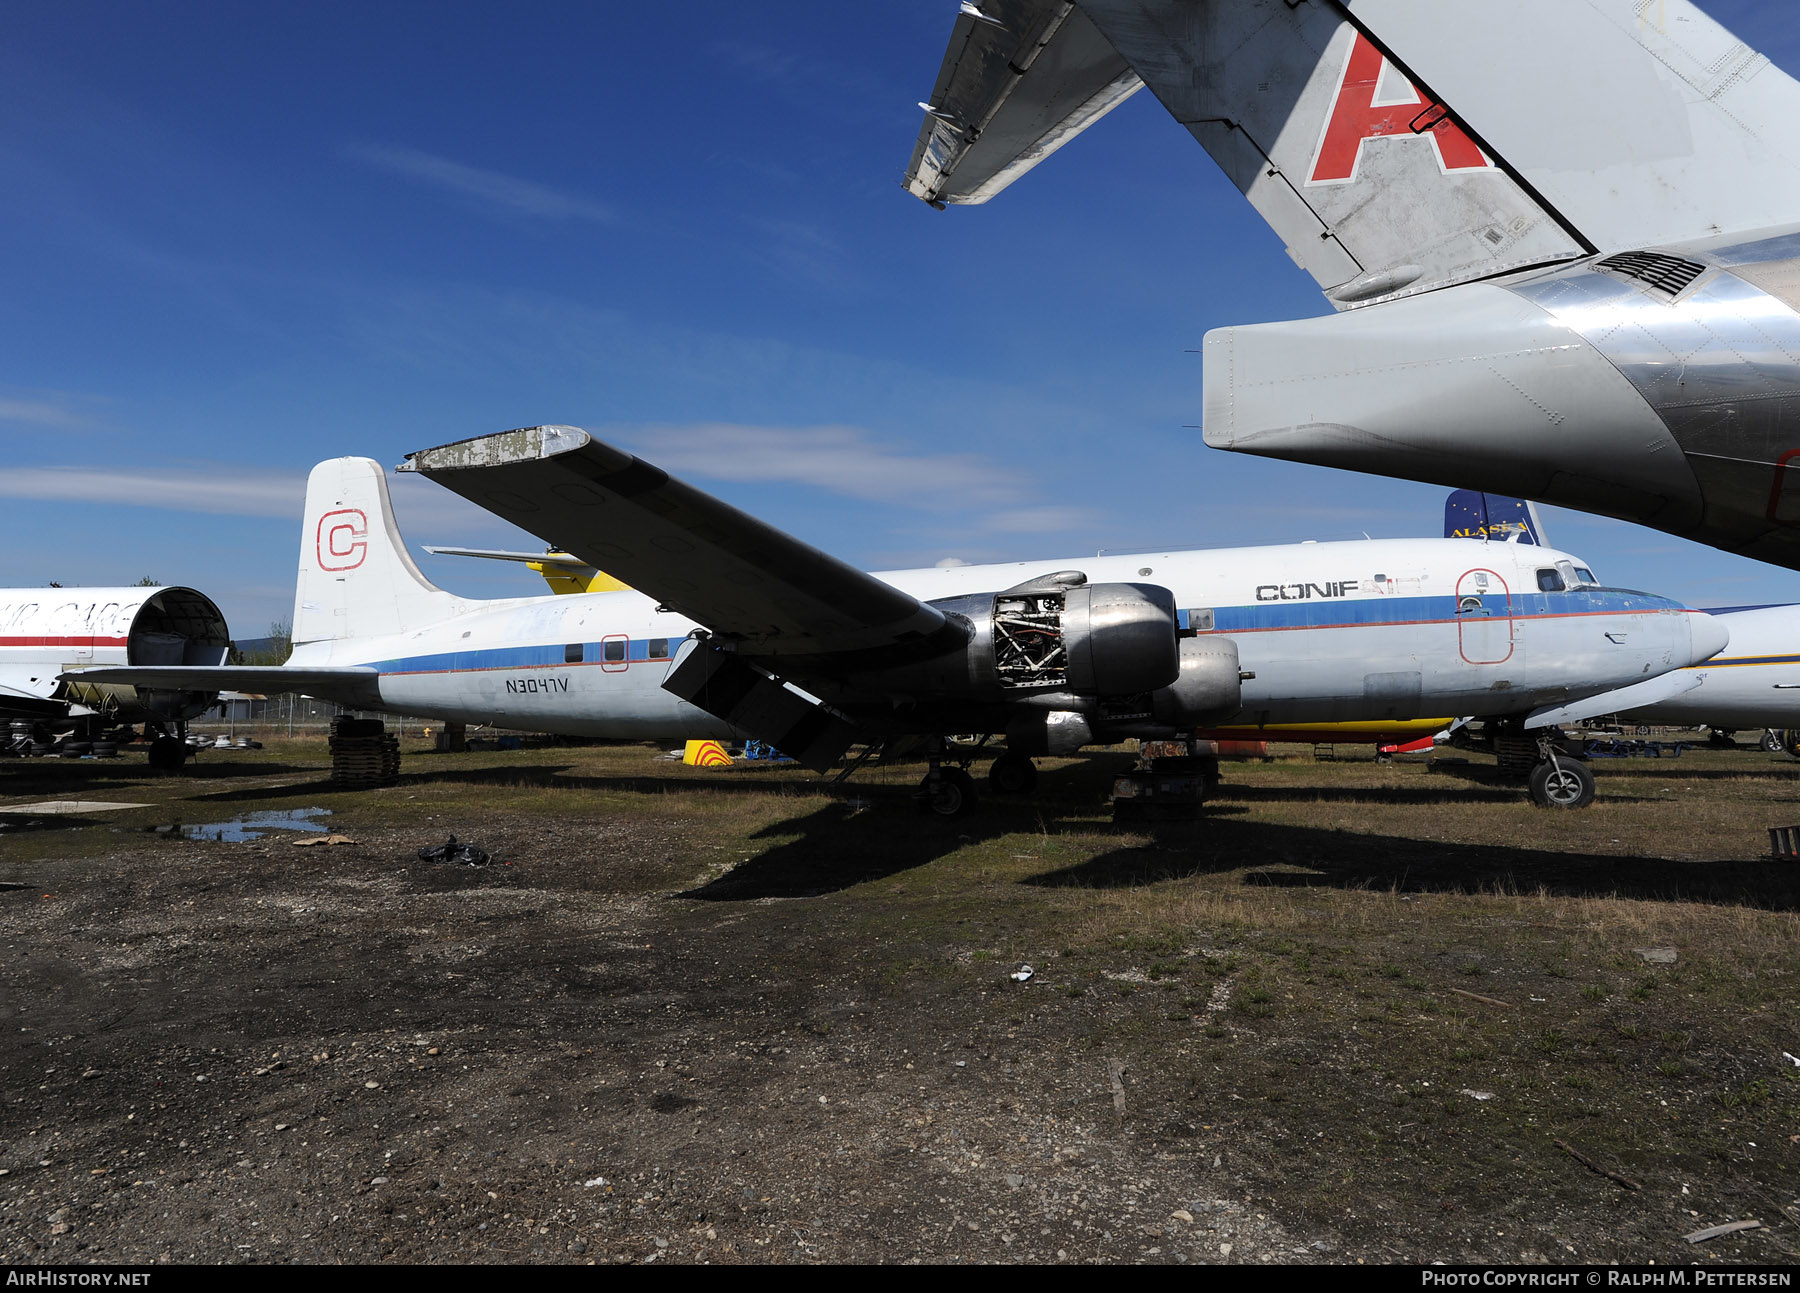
[402,427,967,668]
[423,546,592,569]
[905,0,1142,206]
[62,666,382,709]
[662,643,857,774]
[1522,671,1704,731]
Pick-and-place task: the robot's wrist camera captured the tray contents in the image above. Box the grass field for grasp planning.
[2,734,1796,1263]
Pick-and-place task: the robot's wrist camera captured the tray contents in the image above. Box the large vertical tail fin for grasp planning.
[293,458,469,646]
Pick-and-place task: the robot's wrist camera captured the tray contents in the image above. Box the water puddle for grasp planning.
[180,808,333,842]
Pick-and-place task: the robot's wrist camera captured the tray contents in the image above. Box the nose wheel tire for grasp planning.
[919,767,978,816]
[987,752,1037,795]
[1761,729,1786,754]
[1528,758,1595,809]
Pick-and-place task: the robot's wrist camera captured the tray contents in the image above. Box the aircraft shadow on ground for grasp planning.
[1216,780,1532,807]
[1024,816,1800,911]
[1,759,313,797]
[678,760,1144,900]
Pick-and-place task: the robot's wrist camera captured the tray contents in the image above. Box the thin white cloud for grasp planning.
[619,422,1021,509]
[345,143,614,223]
[982,505,1105,535]
[0,466,304,517]
[0,399,95,430]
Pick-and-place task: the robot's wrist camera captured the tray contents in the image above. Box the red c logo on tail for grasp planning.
[317,509,368,571]
[1308,32,1490,185]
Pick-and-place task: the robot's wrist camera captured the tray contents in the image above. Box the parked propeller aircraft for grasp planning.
[906,0,1800,570]
[68,427,1728,811]
[0,585,229,767]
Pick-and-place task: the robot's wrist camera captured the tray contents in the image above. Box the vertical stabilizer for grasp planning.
[1443,491,1549,547]
[293,458,468,645]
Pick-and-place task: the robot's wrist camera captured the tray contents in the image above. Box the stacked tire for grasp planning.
[330,717,400,788]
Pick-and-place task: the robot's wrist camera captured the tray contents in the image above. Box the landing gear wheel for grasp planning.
[1528,758,1595,809]
[920,767,978,817]
[147,736,187,772]
[987,752,1037,795]
[1761,729,1786,754]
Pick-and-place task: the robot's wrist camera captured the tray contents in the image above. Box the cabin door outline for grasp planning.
[1455,568,1514,665]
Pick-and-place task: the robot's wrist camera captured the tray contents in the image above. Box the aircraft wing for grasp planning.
[60,666,382,709]
[401,427,968,669]
[909,0,1800,308]
[1522,671,1706,731]
[904,0,1143,206]
[0,684,77,723]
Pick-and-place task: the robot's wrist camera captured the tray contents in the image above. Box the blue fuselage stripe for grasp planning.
[365,588,1677,676]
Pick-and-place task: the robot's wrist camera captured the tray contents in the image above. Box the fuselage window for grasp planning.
[1536,569,1564,592]
[1185,609,1215,632]
[647,638,670,660]
[603,639,626,663]
[564,643,583,664]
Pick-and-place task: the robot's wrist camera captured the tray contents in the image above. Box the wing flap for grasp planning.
[905,0,1143,205]
[63,666,382,709]
[402,427,965,666]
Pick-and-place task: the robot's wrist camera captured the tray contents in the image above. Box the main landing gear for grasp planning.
[987,750,1038,795]
[146,720,191,773]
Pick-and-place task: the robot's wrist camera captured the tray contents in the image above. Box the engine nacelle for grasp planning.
[1150,635,1243,728]
[887,572,1181,699]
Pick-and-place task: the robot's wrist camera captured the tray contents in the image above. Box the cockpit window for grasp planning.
[1536,568,1564,592]
[1574,566,1598,586]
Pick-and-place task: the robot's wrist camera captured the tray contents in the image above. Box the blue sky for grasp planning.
[1,1,1794,636]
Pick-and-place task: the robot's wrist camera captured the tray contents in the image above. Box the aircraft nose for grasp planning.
[1687,611,1730,665]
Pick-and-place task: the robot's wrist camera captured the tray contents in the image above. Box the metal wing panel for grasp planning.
[61,666,383,709]
[905,1,1143,205]
[403,427,958,663]
[1076,0,1585,307]
[1346,0,1800,255]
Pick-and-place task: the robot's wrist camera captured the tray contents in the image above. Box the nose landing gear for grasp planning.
[987,751,1037,795]
[1526,732,1595,809]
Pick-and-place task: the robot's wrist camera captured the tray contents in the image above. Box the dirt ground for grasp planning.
[2,735,1798,1265]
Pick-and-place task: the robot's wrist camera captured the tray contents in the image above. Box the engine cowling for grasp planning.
[1150,635,1243,728]
[884,572,1181,700]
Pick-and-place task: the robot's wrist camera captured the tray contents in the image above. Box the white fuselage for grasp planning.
[1623,604,1800,731]
[287,538,1720,741]
[0,586,228,722]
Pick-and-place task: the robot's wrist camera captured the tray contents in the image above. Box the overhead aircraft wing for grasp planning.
[60,666,382,710]
[1343,0,1800,261]
[910,1,1800,309]
[401,427,968,670]
[904,0,1144,206]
